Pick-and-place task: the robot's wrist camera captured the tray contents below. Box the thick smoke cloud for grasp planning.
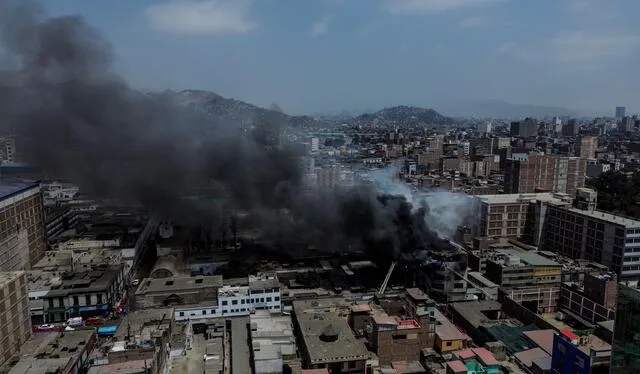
[0,0,475,258]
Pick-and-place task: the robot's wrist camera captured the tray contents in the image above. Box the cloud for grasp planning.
[567,0,617,20]
[146,0,256,35]
[311,16,332,37]
[498,30,640,71]
[458,15,488,28]
[385,0,505,14]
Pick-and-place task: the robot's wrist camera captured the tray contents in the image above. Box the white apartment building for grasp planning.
[135,274,282,322]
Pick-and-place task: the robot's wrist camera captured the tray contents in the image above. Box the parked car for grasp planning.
[85,317,104,326]
[65,317,83,327]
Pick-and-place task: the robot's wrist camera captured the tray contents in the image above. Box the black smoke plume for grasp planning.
[0,0,470,259]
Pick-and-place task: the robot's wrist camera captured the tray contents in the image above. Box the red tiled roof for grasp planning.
[472,347,499,366]
[447,360,468,373]
[456,349,476,359]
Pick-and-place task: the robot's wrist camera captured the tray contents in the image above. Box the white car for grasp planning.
[38,324,54,329]
[131,279,140,286]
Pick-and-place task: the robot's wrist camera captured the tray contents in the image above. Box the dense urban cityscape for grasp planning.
[2,100,640,374]
[2,1,640,374]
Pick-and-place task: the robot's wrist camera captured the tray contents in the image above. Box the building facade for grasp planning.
[0,271,32,365]
[611,284,640,373]
[579,136,597,160]
[0,181,46,271]
[503,155,586,195]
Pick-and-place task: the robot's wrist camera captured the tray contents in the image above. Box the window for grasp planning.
[274,296,280,301]
[85,295,91,305]
[73,296,79,306]
[446,341,452,347]
[222,300,228,306]
[202,310,207,315]
[165,281,174,286]
[260,298,265,303]
[266,297,272,302]
[195,278,203,284]
[96,294,103,305]
[179,312,184,317]
[232,300,238,305]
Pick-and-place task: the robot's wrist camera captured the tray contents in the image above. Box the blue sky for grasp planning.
[43,0,640,115]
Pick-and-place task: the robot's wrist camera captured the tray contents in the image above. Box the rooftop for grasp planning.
[523,329,555,354]
[114,308,174,341]
[476,192,572,205]
[0,180,39,201]
[565,206,640,228]
[45,265,123,297]
[135,275,223,294]
[450,300,503,328]
[0,271,24,288]
[513,347,549,368]
[294,304,369,364]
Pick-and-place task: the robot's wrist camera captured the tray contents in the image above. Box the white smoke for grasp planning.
[369,168,475,239]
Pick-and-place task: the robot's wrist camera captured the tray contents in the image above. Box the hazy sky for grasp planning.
[43,0,640,115]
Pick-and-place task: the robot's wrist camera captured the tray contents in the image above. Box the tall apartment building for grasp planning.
[616,106,626,119]
[0,271,32,365]
[503,155,586,195]
[542,190,640,286]
[562,119,579,137]
[579,136,598,159]
[0,137,16,164]
[510,119,538,137]
[0,181,46,271]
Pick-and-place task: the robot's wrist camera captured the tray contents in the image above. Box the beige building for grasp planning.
[503,155,586,195]
[0,181,46,271]
[0,271,32,365]
[579,136,598,160]
[474,192,573,242]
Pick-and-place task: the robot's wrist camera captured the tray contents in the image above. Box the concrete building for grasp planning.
[561,119,579,137]
[485,249,562,288]
[0,180,46,270]
[135,274,282,320]
[551,331,610,374]
[292,299,370,373]
[510,119,538,138]
[8,329,96,374]
[503,155,586,195]
[474,192,573,242]
[0,137,16,164]
[250,310,297,374]
[541,191,640,286]
[558,273,617,326]
[0,271,31,366]
[616,106,626,119]
[579,136,597,160]
[40,264,125,322]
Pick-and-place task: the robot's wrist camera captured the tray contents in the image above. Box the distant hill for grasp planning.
[350,105,454,127]
[152,90,321,128]
[433,99,593,119]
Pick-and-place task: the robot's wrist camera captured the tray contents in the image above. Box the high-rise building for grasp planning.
[579,136,598,159]
[0,137,16,164]
[477,121,492,134]
[616,106,627,119]
[310,137,320,153]
[621,116,635,132]
[510,119,538,137]
[0,181,46,270]
[503,155,586,195]
[542,189,640,286]
[0,271,32,365]
[562,119,579,137]
[612,284,640,373]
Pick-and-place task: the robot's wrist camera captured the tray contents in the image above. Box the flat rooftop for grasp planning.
[450,300,504,328]
[0,180,39,201]
[114,308,174,341]
[136,275,223,294]
[565,206,640,228]
[295,308,369,364]
[0,271,24,288]
[46,265,123,297]
[476,192,572,205]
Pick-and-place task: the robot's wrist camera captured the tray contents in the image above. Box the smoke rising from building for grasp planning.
[0,0,475,259]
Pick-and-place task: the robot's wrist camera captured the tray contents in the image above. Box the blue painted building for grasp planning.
[551,331,611,374]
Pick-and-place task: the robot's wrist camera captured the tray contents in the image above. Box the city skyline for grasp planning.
[40,0,640,115]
